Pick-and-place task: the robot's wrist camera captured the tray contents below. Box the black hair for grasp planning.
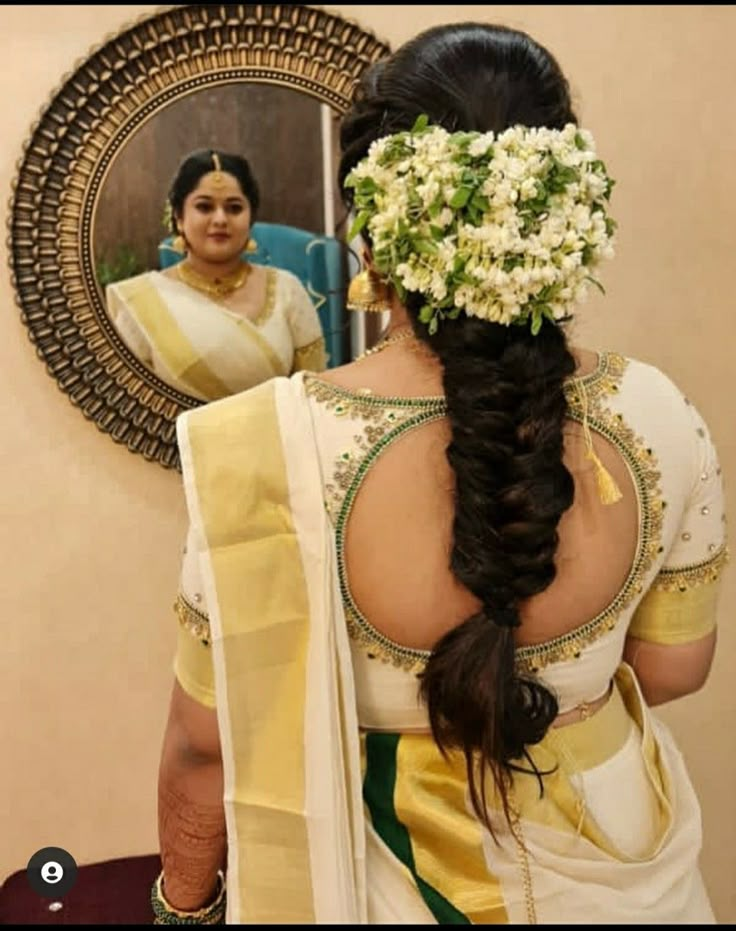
[339,23,578,832]
[167,149,260,230]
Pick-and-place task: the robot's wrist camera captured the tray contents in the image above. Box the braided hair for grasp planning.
[339,23,578,830]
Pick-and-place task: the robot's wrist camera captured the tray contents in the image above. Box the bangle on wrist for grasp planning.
[151,869,226,925]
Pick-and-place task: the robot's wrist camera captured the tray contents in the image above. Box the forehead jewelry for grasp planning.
[211,152,225,186]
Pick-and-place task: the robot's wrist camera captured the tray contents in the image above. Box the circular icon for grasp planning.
[26,847,78,898]
[41,861,64,883]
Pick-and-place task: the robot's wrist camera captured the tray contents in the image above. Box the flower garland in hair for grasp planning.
[345,115,616,335]
[161,201,174,233]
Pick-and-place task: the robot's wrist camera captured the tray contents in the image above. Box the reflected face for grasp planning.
[177,171,252,264]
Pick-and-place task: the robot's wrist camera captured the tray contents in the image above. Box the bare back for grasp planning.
[316,342,639,654]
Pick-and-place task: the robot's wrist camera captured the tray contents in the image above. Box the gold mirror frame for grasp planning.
[8,3,389,469]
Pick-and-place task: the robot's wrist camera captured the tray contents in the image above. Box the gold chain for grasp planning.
[177,260,251,299]
[509,790,538,924]
[356,327,416,360]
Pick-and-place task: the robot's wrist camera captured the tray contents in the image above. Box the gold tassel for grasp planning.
[578,380,623,506]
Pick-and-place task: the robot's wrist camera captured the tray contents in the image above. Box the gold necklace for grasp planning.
[357,327,416,360]
[177,260,251,299]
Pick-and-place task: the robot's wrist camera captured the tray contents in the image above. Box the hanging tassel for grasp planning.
[578,381,623,506]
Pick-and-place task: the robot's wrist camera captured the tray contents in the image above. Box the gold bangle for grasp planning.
[151,869,226,924]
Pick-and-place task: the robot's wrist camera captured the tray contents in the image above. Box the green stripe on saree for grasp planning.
[363,732,470,924]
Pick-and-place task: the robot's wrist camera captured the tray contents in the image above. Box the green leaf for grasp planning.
[575,132,587,151]
[503,255,524,273]
[356,177,378,195]
[412,113,430,133]
[414,239,439,256]
[450,131,476,149]
[348,212,369,240]
[585,275,606,296]
[530,308,543,336]
[418,305,434,324]
[449,186,472,209]
[428,315,439,335]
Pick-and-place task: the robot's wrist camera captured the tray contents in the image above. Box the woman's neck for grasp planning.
[183,255,245,279]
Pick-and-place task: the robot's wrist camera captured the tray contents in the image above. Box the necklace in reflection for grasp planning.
[357,326,417,360]
[177,260,251,299]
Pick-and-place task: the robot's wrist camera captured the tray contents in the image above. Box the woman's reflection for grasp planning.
[105,149,327,401]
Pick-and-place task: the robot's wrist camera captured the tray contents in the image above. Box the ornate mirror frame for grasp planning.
[8,3,389,469]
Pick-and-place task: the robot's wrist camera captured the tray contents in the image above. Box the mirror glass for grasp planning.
[93,82,348,401]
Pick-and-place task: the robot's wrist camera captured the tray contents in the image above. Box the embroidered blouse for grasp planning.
[174,352,728,727]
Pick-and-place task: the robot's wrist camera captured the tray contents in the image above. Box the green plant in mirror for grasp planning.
[96,244,145,287]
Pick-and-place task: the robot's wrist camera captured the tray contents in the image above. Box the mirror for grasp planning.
[93,81,346,403]
[9,3,389,468]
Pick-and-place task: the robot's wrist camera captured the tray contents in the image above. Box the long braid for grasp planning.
[414,317,575,829]
[338,21,582,829]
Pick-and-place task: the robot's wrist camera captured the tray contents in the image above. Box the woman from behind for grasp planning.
[156,23,728,924]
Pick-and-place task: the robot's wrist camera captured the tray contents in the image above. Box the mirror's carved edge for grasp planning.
[8,3,390,470]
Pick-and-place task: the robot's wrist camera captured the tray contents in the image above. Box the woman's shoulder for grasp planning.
[614,351,685,398]
[105,269,160,297]
[268,265,306,292]
[611,351,708,426]
[602,350,719,477]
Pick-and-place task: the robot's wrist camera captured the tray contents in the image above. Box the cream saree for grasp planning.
[178,375,366,923]
[107,270,325,401]
[177,372,715,924]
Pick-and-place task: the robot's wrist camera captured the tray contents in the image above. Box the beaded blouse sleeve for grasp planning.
[173,524,215,708]
[628,402,728,645]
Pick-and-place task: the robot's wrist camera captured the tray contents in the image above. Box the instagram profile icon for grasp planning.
[26,847,78,898]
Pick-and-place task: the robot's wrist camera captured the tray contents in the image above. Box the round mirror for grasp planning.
[9,3,389,468]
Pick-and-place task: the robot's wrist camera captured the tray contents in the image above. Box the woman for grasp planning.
[106,150,327,401]
[155,25,728,924]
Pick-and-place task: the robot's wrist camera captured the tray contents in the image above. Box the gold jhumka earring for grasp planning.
[172,227,187,254]
[346,268,391,313]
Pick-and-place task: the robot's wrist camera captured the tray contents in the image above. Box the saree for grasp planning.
[107,269,325,401]
[178,375,366,923]
[177,371,716,924]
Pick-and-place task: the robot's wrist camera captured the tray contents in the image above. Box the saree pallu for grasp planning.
[107,271,292,401]
[178,375,366,923]
[177,372,714,924]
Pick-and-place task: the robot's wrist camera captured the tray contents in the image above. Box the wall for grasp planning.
[2,4,734,919]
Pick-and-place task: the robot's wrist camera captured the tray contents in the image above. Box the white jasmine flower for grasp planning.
[346,119,615,334]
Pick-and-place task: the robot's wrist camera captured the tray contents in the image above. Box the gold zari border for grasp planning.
[174,592,211,646]
[654,545,729,592]
[293,337,328,373]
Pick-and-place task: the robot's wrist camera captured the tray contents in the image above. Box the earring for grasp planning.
[172,229,186,254]
[245,237,258,254]
[347,268,391,313]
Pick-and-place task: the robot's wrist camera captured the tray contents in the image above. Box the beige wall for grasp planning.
[2,4,734,919]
